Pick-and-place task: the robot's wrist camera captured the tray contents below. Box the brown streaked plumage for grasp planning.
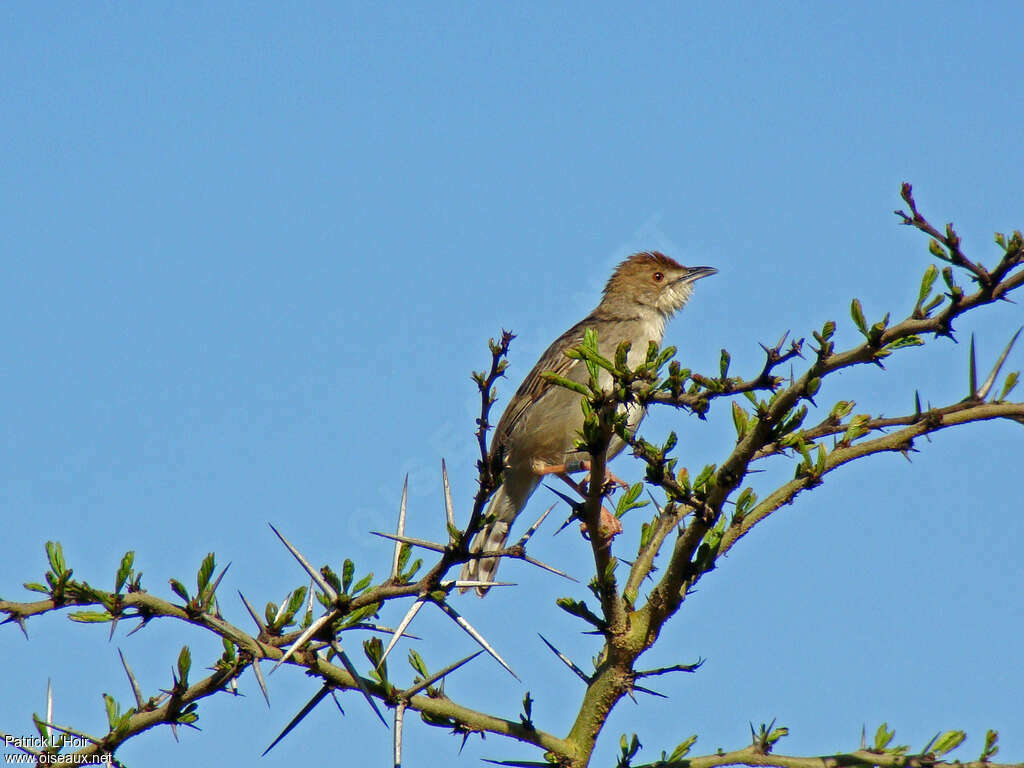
[461,252,716,594]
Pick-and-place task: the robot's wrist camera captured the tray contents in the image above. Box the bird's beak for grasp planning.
[675,266,717,284]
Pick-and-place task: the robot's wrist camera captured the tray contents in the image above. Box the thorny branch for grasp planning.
[2,187,1022,768]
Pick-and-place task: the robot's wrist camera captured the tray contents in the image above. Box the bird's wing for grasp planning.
[490,321,590,461]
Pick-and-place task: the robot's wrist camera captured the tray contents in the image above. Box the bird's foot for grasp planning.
[530,459,630,490]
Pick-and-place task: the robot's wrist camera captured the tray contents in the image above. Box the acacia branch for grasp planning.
[635,747,1023,768]
[719,400,1024,558]
[0,586,573,761]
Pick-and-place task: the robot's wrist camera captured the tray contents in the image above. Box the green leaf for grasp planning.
[868,312,890,344]
[115,551,135,593]
[581,327,602,382]
[995,232,1007,249]
[169,579,190,603]
[668,735,697,760]
[555,597,592,621]
[719,349,731,379]
[540,371,590,396]
[408,649,429,679]
[842,414,871,444]
[928,238,946,258]
[873,722,894,751]
[321,565,342,595]
[676,466,690,492]
[655,345,676,369]
[776,404,807,436]
[614,340,631,371]
[102,693,122,730]
[69,611,113,623]
[23,582,49,593]
[175,703,199,726]
[931,730,965,756]
[731,401,748,441]
[815,443,827,473]
[883,335,924,353]
[693,464,717,492]
[196,553,215,594]
[351,572,374,595]
[941,265,957,292]
[923,294,945,314]
[617,732,641,765]
[998,371,1019,401]
[645,340,659,364]
[980,729,999,762]
[396,542,411,574]
[45,541,66,578]
[342,559,355,593]
[342,602,381,627]
[830,400,854,420]
[917,264,939,308]
[363,637,386,678]
[177,645,192,685]
[734,487,757,517]
[614,483,647,518]
[273,586,307,628]
[401,558,422,583]
[850,298,867,335]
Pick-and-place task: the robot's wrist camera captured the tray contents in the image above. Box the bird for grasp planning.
[460,251,716,594]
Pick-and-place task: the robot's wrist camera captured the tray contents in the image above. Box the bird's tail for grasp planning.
[459,483,522,596]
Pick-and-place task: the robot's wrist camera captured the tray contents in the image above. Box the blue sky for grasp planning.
[2,3,1022,766]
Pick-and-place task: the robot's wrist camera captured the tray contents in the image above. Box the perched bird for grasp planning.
[461,252,716,594]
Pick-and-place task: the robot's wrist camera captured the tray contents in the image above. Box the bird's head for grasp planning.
[601,251,716,317]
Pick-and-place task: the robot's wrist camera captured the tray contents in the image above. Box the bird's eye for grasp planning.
[653,272,664,282]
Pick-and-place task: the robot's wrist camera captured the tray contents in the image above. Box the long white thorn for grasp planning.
[442,459,456,537]
[251,657,270,706]
[434,600,518,680]
[402,651,483,699]
[520,554,576,581]
[44,680,53,744]
[379,598,426,669]
[329,641,387,726]
[118,649,145,709]
[537,634,590,683]
[272,612,332,673]
[268,523,338,600]
[371,531,446,553]
[978,327,1021,399]
[391,475,409,579]
[516,503,556,547]
[393,701,406,768]
[238,591,267,633]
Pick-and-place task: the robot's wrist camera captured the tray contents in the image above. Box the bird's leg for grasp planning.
[532,458,631,490]
[530,459,623,539]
